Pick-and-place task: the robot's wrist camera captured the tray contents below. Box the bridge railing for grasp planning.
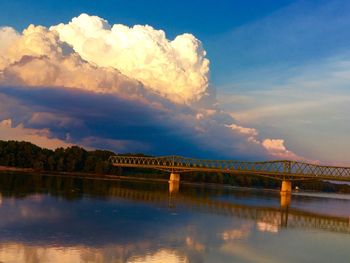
[109,155,350,179]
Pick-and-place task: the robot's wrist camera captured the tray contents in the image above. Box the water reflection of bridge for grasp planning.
[107,186,350,234]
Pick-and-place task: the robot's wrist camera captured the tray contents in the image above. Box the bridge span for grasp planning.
[110,155,350,196]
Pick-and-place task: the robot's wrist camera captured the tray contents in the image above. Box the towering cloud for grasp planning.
[51,14,209,104]
[0,27,20,69]
[0,14,303,161]
[0,25,147,99]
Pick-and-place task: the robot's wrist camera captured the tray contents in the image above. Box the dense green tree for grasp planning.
[0,141,115,174]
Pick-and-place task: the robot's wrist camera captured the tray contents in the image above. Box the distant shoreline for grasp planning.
[0,166,35,172]
[0,165,169,183]
[0,165,283,192]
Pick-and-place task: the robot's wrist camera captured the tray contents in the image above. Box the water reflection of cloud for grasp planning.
[220,242,279,263]
[185,237,206,252]
[127,249,188,263]
[0,197,63,226]
[220,223,252,241]
[256,222,279,233]
[0,243,89,263]
[0,243,189,263]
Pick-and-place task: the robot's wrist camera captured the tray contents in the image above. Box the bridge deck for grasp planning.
[110,155,350,181]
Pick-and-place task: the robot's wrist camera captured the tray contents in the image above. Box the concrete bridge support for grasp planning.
[169,173,180,194]
[169,173,180,182]
[280,180,292,208]
[280,180,292,194]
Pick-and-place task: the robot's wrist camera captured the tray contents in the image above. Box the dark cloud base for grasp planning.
[0,86,232,159]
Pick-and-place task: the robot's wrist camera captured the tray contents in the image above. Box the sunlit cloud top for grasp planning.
[51,14,209,104]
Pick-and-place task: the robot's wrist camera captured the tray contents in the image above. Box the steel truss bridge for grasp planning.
[110,155,350,181]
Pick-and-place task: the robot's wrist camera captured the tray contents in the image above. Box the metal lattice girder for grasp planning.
[109,155,350,181]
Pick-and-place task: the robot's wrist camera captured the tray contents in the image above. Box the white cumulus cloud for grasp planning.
[50,14,209,104]
[262,139,300,160]
[0,25,153,102]
[226,123,259,143]
[0,27,20,69]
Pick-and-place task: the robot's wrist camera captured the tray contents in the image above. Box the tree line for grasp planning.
[0,140,121,174]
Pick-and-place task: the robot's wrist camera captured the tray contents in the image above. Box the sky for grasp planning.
[0,0,349,164]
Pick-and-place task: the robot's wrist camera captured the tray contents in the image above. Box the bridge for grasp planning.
[110,155,350,195]
[109,155,350,181]
[110,155,350,199]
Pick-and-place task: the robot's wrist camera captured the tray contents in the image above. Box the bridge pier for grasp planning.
[169,173,180,182]
[169,173,180,194]
[280,180,292,194]
[280,180,292,208]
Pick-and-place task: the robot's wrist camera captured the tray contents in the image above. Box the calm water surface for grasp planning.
[0,173,350,263]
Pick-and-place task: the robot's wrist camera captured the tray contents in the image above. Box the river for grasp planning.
[0,172,349,263]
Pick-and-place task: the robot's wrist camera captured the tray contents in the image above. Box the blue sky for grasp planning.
[0,0,293,36]
[0,0,349,164]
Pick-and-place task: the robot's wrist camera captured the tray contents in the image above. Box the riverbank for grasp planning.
[0,166,34,172]
[0,165,169,183]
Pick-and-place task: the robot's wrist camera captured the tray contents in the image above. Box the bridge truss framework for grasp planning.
[110,155,350,182]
